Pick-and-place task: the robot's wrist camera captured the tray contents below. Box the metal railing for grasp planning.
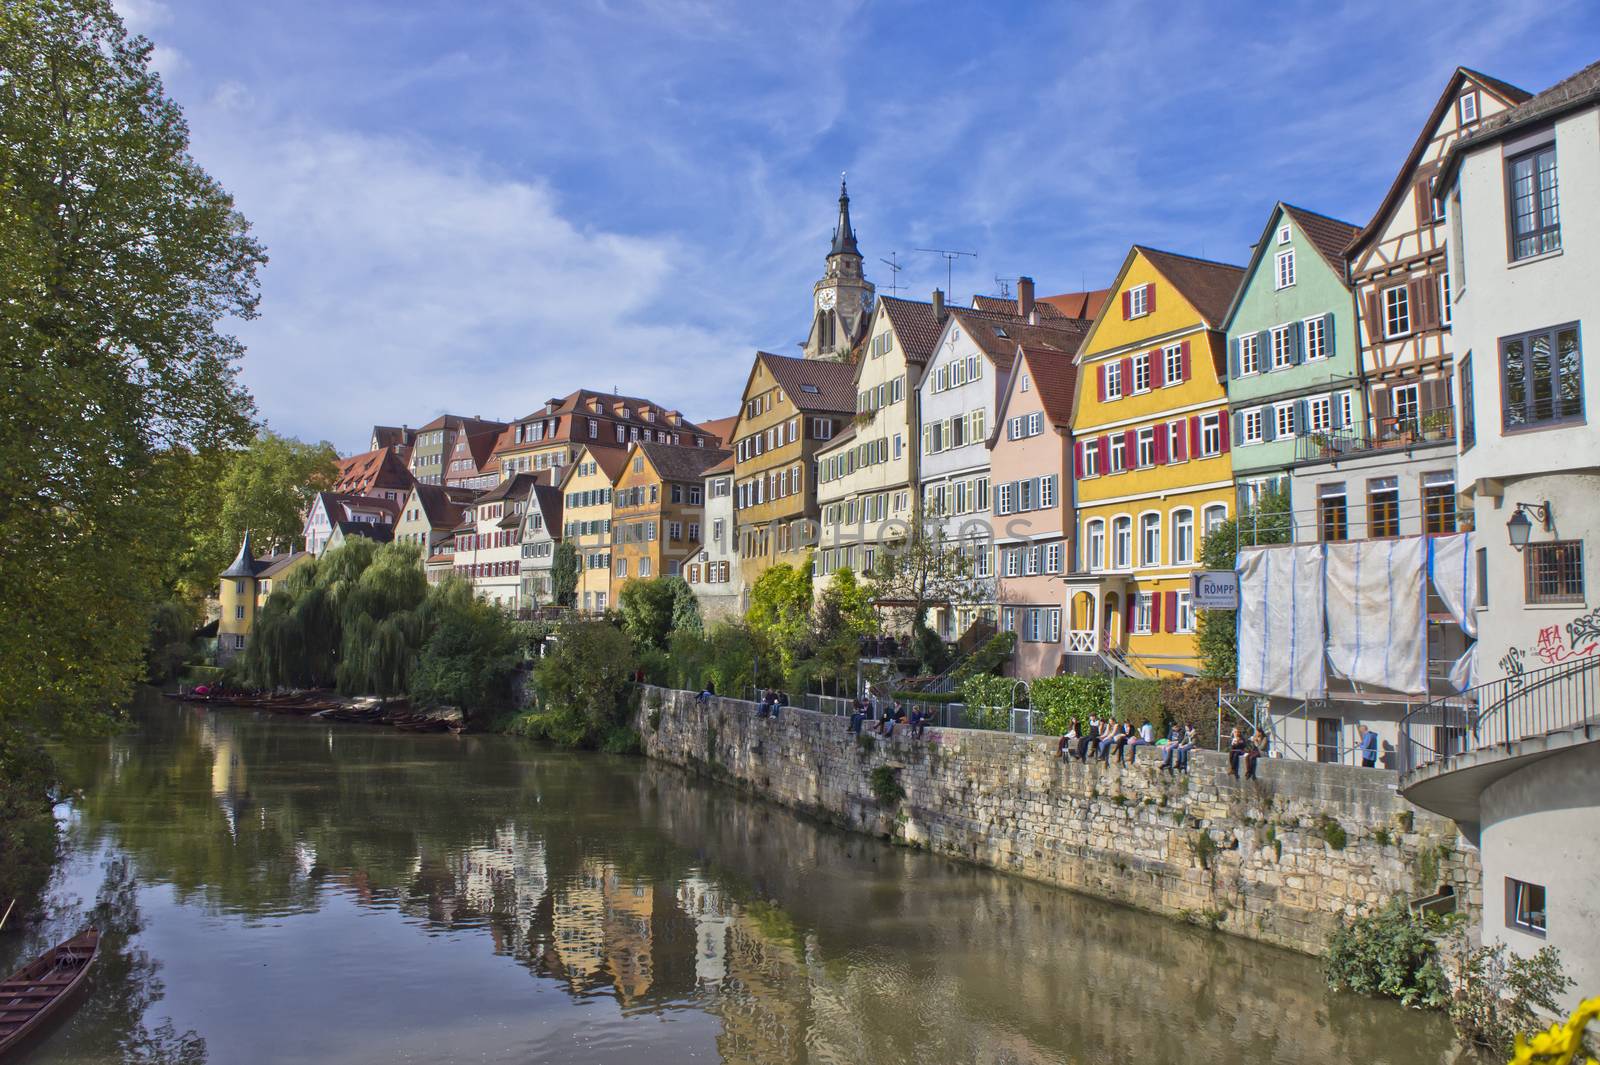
[1293,406,1455,464]
[1397,655,1600,776]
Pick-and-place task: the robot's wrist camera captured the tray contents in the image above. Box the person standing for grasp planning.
[1357,724,1379,768]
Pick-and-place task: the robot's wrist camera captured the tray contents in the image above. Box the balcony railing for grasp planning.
[1294,406,1455,463]
[1397,654,1600,777]
[1066,630,1100,655]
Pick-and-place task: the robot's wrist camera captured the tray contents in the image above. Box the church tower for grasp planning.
[803,177,875,361]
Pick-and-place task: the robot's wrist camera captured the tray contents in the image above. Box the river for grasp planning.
[2,692,1465,1064]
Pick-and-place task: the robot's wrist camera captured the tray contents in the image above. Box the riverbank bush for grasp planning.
[1325,899,1453,1008]
[0,728,57,915]
[517,618,639,749]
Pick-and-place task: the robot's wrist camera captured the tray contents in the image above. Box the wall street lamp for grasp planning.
[1506,500,1552,550]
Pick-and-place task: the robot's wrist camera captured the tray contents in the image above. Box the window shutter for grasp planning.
[1234,412,1246,445]
[1228,338,1239,379]
[1418,276,1440,330]
[1330,394,1345,429]
[1150,591,1162,634]
[1123,428,1136,460]
[1407,278,1428,331]
[1125,596,1136,632]
[1362,291,1382,344]
[1164,590,1178,632]
[1120,356,1133,389]
[1074,442,1084,479]
[1412,176,1433,230]
[1323,313,1336,360]
[1153,426,1168,464]
[1146,284,1156,313]
[1150,349,1165,387]
[1172,421,1187,461]
[1296,400,1309,433]
[1180,340,1191,382]
[1097,435,1111,468]
[1373,387,1392,426]
[1290,321,1304,364]
[1049,474,1059,506]
[1219,414,1231,453]
[1189,416,1201,456]
[1121,290,1132,319]
[1097,364,1108,401]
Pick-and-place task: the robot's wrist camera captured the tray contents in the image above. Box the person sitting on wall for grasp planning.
[696,683,712,706]
[1357,724,1379,768]
[1175,726,1196,773]
[1245,729,1268,780]
[1112,722,1136,765]
[1096,719,1120,763]
[911,706,930,739]
[1159,725,1184,773]
[1058,721,1080,760]
[1125,719,1155,763]
[1228,728,1247,778]
[1077,716,1101,762]
[848,703,867,734]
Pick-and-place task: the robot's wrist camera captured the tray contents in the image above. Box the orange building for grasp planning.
[611,441,731,587]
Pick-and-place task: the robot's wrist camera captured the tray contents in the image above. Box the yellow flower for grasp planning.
[1510,996,1600,1065]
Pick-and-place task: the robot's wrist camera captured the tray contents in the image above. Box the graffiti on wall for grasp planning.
[1498,607,1600,688]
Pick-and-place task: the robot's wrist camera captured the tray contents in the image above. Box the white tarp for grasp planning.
[1236,544,1327,699]
[1325,538,1428,695]
[1430,532,1479,689]
[1429,532,1477,637]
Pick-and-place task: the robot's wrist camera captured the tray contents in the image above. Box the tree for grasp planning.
[143,601,197,684]
[177,431,338,598]
[0,0,265,740]
[618,576,679,653]
[795,568,877,691]
[866,514,989,669]
[551,542,579,608]
[1196,489,1291,680]
[746,561,813,676]
[525,618,639,749]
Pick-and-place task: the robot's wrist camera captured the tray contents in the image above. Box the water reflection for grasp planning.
[6,693,1475,1064]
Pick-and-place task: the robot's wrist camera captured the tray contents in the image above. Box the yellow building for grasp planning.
[730,351,855,588]
[216,531,310,664]
[1064,247,1243,676]
[559,444,628,612]
[612,441,730,586]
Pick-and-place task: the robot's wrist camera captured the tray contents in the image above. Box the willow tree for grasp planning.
[0,0,263,745]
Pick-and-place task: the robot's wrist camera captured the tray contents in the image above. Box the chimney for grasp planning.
[932,288,946,322]
[1018,276,1036,323]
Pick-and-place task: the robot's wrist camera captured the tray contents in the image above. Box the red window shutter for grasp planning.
[1151,591,1163,633]
[1363,290,1382,343]
[1219,413,1231,453]
[1150,350,1165,388]
[1073,441,1084,479]
[1180,341,1191,382]
[1097,364,1108,401]
[1121,290,1132,319]
[1125,596,1136,632]
[1146,284,1156,313]
[1123,428,1136,460]
[1189,416,1201,456]
[1120,356,1133,388]
[1165,590,1178,632]
[1153,426,1168,464]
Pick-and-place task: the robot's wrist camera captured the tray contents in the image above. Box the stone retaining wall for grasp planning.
[636,686,1481,956]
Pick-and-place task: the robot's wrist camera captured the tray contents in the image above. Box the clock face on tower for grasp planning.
[817,288,837,311]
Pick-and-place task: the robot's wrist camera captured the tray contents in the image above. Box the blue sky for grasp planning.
[120,0,1598,454]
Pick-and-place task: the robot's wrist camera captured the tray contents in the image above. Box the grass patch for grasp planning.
[869,765,905,805]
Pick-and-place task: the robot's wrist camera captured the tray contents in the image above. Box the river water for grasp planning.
[3,693,1465,1065]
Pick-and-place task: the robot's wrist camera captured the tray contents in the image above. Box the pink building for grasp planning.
[988,346,1079,680]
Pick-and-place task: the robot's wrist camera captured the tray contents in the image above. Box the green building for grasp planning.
[1222,203,1363,517]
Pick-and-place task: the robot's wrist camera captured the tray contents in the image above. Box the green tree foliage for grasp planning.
[178,431,338,598]
[410,587,524,725]
[1196,489,1291,681]
[667,620,765,697]
[143,601,198,684]
[791,569,877,692]
[618,576,686,653]
[522,618,639,748]
[550,542,579,607]
[0,0,265,739]
[746,561,813,676]
[867,514,987,671]
[1324,899,1453,1009]
[669,577,703,637]
[958,674,1016,730]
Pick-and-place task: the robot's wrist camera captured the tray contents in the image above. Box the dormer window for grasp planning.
[1458,92,1478,124]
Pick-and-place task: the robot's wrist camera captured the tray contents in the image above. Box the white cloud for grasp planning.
[114,0,171,33]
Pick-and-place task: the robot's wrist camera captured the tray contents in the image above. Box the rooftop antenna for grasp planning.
[915,247,977,300]
[994,276,1017,300]
[878,252,904,296]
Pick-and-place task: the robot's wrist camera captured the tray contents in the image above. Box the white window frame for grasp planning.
[1112,516,1132,569]
[1139,512,1161,568]
[1200,413,1222,456]
[1132,352,1152,393]
[1106,361,1124,399]
[1163,344,1183,385]
[1128,284,1149,318]
[1239,334,1259,376]
[1027,411,1042,436]
[1271,325,1293,370]
[1175,591,1194,633]
[1308,395,1332,433]
[1275,249,1295,289]
[1132,593,1154,635]
[1304,316,1326,360]
[1242,407,1264,444]
[1383,285,1410,338]
[1276,224,1291,245]
[1109,434,1126,472]
[1086,519,1106,571]
[1171,508,1194,566]
[1136,426,1155,467]
[1275,403,1297,438]
[1458,91,1478,124]
[1203,503,1228,537]
[1083,440,1100,478]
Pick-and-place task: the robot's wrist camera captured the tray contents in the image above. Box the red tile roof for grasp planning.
[1135,247,1246,329]
[1019,346,1079,429]
[878,296,946,364]
[1281,204,1361,276]
[636,441,733,482]
[330,446,415,497]
[946,307,1091,374]
[755,351,857,413]
[696,415,740,448]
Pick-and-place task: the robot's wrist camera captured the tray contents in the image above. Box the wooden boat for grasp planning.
[0,929,100,1060]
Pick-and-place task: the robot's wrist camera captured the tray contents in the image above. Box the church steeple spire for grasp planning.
[830,174,859,258]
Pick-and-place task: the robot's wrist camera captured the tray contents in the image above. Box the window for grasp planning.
[1422,472,1456,534]
[1171,509,1194,565]
[1392,383,1421,424]
[1383,285,1411,338]
[1203,504,1227,537]
[1271,325,1293,370]
[1460,355,1476,451]
[1039,475,1055,508]
[1275,249,1295,289]
[1027,411,1042,436]
[1507,144,1561,261]
[1308,396,1331,433]
[1175,591,1194,633]
[1500,324,1583,430]
[1020,374,1030,391]
[1132,593,1153,635]
[1238,334,1259,375]
[1128,284,1149,317]
[1083,439,1100,477]
[1163,344,1183,384]
[996,481,1013,515]
[1200,413,1222,456]
[234,605,245,620]
[1368,477,1400,538]
[1319,483,1348,542]
[1439,272,1452,327]
[1112,516,1132,569]
[1304,316,1326,360]
[1045,542,1062,574]
[1109,434,1126,472]
[1458,92,1478,124]
[812,418,834,440]
[1242,408,1264,444]
[1275,404,1297,438]
[1136,427,1155,467]
[1087,520,1106,571]
[1277,224,1291,245]
[640,558,652,577]
[1133,352,1151,393]
[1106,361,1123,399]
[1525,541,1584,604]
[616,558,628,577]
[1506,879,1546,936]
[1139,514,1160,568]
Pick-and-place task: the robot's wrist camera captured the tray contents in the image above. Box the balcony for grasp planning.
[1294,407,1455,464]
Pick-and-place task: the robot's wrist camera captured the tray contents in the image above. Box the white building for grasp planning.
[453,472,540,608]
[687,455,742,620]
[518,483,564,610]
